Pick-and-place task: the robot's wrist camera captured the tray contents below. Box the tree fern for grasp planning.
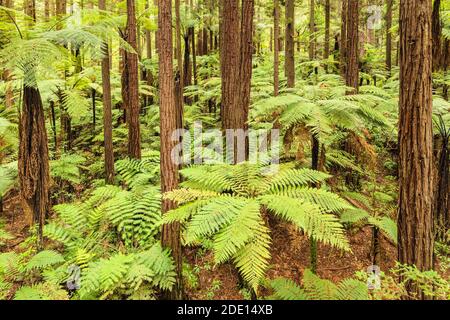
[24,250,65,272]
[270,269,369,300]
[163,163,351,292]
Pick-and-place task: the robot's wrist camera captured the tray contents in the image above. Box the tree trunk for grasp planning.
[125,0,141,159]
[345,0,359,92]
[324,0,330,62]
[308,0,315,60]
[158,0,183,300]
[25,0,36,22]
[175,0,183,83]
[398,0,434,299]
[220,0,240,131]
[274,0,280,96]
[340,0,347,78]
[386,0,393,72]
[19,85,50,249]
[285,0,295,88]
[239,0,254,137]
[432,0,442,71]
[99,0,115,184]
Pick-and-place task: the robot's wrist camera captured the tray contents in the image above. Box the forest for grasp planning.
[0,0,448,301]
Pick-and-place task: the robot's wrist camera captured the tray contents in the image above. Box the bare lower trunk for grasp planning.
[100,0,115,184]
[345,0,359,92]
[285,0,295,88]
[274,0,280,96]
[18,86,50,249]
[158,0,183,300]
[386,0,393,72]
[340,0,347,77]
[125,0,141,159]
[398,0,434,299]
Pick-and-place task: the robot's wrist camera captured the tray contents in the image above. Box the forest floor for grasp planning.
[184,215,397,300]
[1,191,444,300]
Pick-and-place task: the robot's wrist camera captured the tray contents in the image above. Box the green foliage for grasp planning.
[50,153,86,184]
[164,163,351,291]
[24,250,65,271]
[270,269,369,300]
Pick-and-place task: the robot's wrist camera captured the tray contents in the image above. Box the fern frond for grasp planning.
[336,278,369,300]
[25,250,65,271]
[233,225,271,292]
[213,200,261,264]
[266,168,330,192]
[269,278,307,300]
[260,195,350,251]
[272,187,353,213]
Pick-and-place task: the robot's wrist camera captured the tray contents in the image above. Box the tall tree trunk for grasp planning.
[99,0,115,184]
[239,0,254,136]
[340,0,347,77]
[175,0,183,83]
[19,85,50,249]
[432,0,442,71]
[145,0,154,106]
[345,0,359,92]
[274,0,280,96]
[158,0,183,300]
[324,0,330,62]
[285,0,295,88]
[125,0,141,159]
[44,0,50,20]
[221,0,240,131]
[25,0,36,22]
[398,0,434,299]
[386,0,393,72]
[308,0,315,60]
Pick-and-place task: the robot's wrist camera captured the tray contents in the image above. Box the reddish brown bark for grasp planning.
[158,0,183,300]
[398,0,434,298]
[324,0,330,61]
[125,0,141,159]
[274,0,280,96]
[18,86,50,248]
[432,0,442,71]
[340,0,347,77]
[99,0,115,184]
[345,0,359,92]
[386,0,393,71]
[285,0,295,87]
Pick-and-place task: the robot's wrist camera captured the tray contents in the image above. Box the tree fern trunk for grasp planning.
[310,133,320,273]
[371,226,380,266]
[19,85,50,249]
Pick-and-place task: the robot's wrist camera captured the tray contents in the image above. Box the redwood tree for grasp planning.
[274,0,280,96]
[158,0,183,300]
[340,0,347,77]
[124,0,141,159]
[398,0,434,298]
[324,0,330,62]
[99,0,115,184]
[220,0,254,163]
[345,0,358,92]
[386,0,393,71]
[285,0,295,87]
